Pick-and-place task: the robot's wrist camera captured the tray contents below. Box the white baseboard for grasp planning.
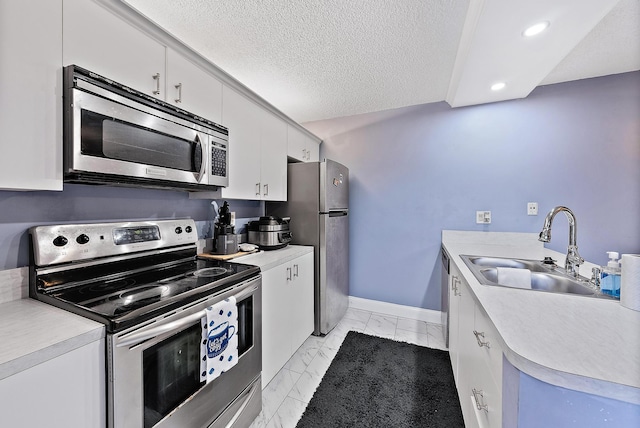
[348,296,443,325]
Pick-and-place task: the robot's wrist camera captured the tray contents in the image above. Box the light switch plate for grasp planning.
[527,202,538,216]
[476,211,491,224]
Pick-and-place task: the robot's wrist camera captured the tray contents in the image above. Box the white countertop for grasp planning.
[233,245,314,271]
[442,230,640,405]
[0,299,104,380]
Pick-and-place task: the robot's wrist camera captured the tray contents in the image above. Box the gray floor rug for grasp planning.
[295,331,464,428]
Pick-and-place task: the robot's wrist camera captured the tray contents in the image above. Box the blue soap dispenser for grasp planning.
[601,251,621,298]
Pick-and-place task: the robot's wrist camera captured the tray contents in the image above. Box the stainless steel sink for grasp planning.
[463,256,548,272]
[460,255,612,298]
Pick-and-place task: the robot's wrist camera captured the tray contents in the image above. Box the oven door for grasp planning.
[67,81,216,187]
[109,276,262,428]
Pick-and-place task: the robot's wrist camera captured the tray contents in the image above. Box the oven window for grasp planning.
[143,323,204,428]
[80,110,200,172]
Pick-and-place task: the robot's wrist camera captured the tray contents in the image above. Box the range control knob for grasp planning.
[185,226,193,233]
[76,234,90,245]
[175,227,183,234]
[53,236,68,247]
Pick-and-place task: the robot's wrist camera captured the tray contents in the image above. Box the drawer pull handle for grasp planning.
[472,388,488,412]
[451,275,461,296]
[473,330,491,348]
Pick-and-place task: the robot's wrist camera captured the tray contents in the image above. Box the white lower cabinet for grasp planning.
[450,272,503,428]
[261,252,314,386]
[0,339,106,428]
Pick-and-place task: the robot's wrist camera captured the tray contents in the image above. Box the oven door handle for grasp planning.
[116,282,259,348]
[116,309,206,348]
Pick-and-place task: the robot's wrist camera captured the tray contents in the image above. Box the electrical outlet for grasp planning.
[476,211,491,224]
[527,202,538,216]
[230,211,236,226]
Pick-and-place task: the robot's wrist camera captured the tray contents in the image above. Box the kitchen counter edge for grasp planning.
[232,245,314,271]
[0,299,105,380]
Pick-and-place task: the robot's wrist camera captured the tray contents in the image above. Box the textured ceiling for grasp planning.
[123,0,639,123]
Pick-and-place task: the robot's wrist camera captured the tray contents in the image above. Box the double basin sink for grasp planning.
[460,255,612,299]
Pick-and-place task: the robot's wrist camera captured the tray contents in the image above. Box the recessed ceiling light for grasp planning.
[523,21,550,37]
[491,82,506,91]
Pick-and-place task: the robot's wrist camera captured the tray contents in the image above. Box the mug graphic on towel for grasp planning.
[207,321,236,358]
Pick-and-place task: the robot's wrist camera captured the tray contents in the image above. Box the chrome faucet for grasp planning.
[538,206,584,277]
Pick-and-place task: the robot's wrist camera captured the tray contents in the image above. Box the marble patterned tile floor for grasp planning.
[248,308,448,428]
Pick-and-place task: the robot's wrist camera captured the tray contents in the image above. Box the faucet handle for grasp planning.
[542,256,557,265]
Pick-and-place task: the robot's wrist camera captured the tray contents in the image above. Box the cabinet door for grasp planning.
[287,125,307,162]
[305,135,320,162]
[0,339,105,427]
[0,0,63,191]
[259,109,288,201]
[289,253,315,352]
[448,266,462,381]
[287,125,319,163]
[63,0,166,97]
[457,278,481,428]
[220,86,262,199]
[166,48,222,123]
[261,264,291,387]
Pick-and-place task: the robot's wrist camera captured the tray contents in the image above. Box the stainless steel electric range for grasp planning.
[29,219,262,428]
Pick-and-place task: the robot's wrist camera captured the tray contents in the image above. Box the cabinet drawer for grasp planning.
[474,303,503,388]
[468,361,502,428]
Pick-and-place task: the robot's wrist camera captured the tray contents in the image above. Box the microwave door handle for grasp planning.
[193,136,205,179]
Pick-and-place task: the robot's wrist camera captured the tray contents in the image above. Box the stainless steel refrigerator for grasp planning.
[267,159,349,335]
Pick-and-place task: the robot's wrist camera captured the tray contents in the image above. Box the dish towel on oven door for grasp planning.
[201,296,238,383]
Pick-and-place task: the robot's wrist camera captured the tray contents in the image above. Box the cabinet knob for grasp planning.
[293,264,299,278]
[286,267,292,281]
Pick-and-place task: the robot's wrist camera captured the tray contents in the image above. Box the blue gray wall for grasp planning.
[0,184,262,270]
[305,72,640,311]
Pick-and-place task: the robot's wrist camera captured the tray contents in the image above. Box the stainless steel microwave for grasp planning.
[63,65,228,191]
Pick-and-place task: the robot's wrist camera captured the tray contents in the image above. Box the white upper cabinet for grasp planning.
[63,0,166,98]
[0,0,63,191]
[221,86,287,201]
[166,48,223,124]
[220,86,262,200]
[287,125,320,163]
[63,0,223,125]
[259,108,288,201]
